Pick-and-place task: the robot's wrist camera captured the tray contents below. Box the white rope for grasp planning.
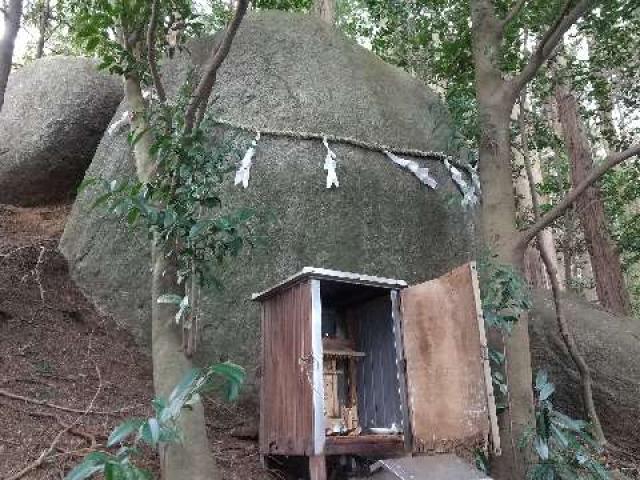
[209,117,481,205]
[234,131,260,188]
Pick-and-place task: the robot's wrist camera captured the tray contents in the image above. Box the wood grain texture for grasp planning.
[400,262,490,453]
[260,280,314,455]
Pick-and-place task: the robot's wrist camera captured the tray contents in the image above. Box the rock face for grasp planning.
[529,290,640,454]
[60,12,475,376]
[0,56,122,206]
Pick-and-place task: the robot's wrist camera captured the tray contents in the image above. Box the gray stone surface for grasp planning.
[529,289,640,454]
[0,56,122,206]
[60,11,475,381]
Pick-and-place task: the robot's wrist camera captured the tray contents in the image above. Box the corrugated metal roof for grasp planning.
[252,267,408,301]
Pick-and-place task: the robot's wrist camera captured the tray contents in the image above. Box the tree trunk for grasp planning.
[35,0,49,59]
[554,81,631,316]
[152,242,219,480]
[0,0,22,112]
[519,93,606,445]
[513,102,558,290]
[124,77,218,480]
[312,0,335,25]
[470,4,534,477]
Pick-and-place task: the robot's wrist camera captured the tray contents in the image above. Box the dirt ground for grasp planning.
[0,204,271,480]
[1,203,638,480]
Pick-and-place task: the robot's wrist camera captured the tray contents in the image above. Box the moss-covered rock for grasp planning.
[60,12,475,380]
[0,56,122,206]
[529,290,640,455]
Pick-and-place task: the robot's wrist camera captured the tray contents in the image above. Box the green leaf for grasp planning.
[85,36,101,51]
[536,370,549,391]
[534,437,550,460]
[107,419,145,447]
[65,452,110,480]
[151,397,166,417]
[77,177,98,193]
[148,418,160,446]
[157,294,183,305]
[538,382,556,402]
[167,368,201,405]
[209,361,246,400]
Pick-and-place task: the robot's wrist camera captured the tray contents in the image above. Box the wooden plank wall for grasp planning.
[260,280,314,455]
[401,263,490,453]
[351,295,403,431]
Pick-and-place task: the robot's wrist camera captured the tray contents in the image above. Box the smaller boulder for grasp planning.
[0,56,123,206]
[530,289,640,454]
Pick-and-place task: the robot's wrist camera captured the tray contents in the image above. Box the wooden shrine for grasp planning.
[253,263,500,479]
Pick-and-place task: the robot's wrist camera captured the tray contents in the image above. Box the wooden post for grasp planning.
[309,455,327,480]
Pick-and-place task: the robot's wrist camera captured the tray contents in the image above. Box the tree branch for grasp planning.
[183,0,249,133]
[146,0,166,103]
[507,0,593,101]
[514,143,640,258]
[500,0,528,30]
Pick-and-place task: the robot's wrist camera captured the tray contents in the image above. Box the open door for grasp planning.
[400,262,499,454]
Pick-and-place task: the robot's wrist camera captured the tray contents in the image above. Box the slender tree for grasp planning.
[554,58,632,316]
[519,91,606,444]
[35,0,50,58]
[0,0,22,111]
[66,0,250,477]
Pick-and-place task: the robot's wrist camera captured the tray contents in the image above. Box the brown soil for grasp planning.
[0,204,270,480]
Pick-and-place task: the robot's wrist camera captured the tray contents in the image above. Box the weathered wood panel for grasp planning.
[260,280,314,455]
[400,262,491,453]
[324,435,405,456]
[352,295,403,431]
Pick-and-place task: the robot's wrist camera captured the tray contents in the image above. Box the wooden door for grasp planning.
[400,262,499,454]
[260,279,315,456]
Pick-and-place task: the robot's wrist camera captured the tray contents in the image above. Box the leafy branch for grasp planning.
[522,371,611,480]
[66,362,245,480]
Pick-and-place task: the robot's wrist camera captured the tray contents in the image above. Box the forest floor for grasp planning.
[0,203,271,480]
[1,203,639,480]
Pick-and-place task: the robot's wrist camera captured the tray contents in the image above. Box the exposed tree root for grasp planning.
[0,388,137,416]
[5,365,103,480]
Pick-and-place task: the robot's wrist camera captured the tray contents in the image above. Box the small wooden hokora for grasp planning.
[254,264,499,479]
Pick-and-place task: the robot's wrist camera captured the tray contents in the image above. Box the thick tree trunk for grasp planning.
[0,0,22,112]
[555,82,631,316]
[312,0,335,25]
[124,77,218,480]
[478,104,535,480]
[470,5,534,476]
[152,242,219,480]
[35,0,49,59]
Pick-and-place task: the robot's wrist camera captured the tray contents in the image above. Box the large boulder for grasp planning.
[0,56,122,206]
[529,290,640,454]
[60,12,475,378]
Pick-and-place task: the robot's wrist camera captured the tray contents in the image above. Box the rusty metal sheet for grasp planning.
[369,455,491,480]
[400,262,492,453]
